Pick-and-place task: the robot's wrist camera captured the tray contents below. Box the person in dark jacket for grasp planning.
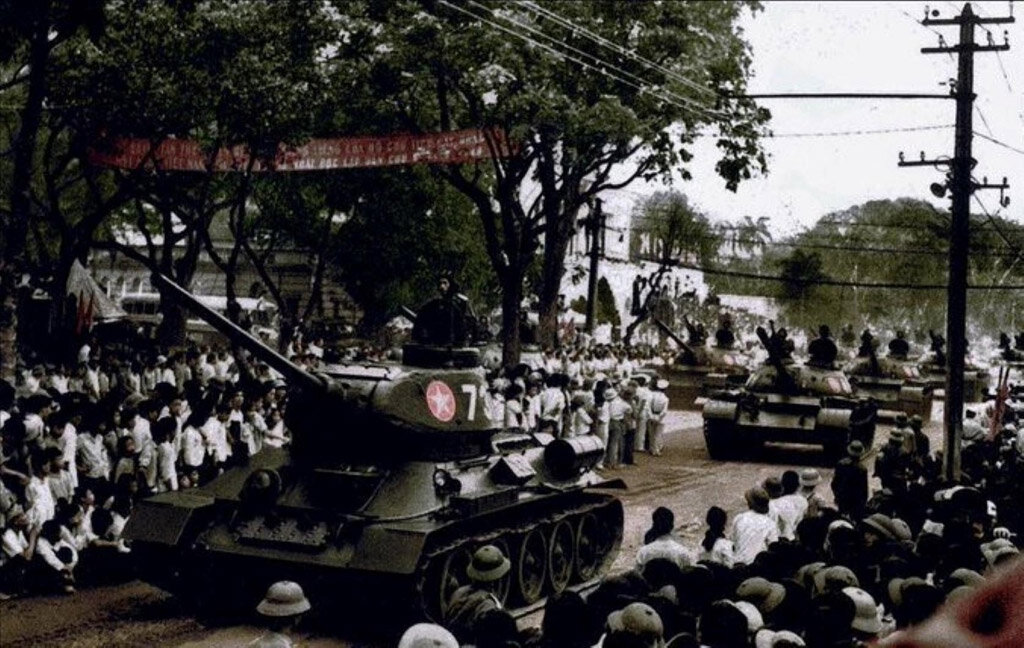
[832,441,869,519]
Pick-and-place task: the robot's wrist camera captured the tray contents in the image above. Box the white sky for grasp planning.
[604,1,1024,237]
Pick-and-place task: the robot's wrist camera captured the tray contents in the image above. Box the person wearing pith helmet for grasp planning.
[252,580,311,648]
[443,544,510,642]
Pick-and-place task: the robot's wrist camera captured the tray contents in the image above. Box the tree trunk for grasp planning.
[157,300,188,347]
[537,205,579,348]
[500,273,523,368]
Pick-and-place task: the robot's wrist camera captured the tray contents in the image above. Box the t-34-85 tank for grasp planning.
[124,274,623,626]
[917,330,991,402]
[650,317,750,410]
[702,324,877,461]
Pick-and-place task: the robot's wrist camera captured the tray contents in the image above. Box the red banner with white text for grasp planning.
[88,129,513,172]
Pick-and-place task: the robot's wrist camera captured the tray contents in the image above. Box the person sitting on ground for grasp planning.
[444,544,510,642]
[636,506,696,570]
[774,470,809,541]
[252,580,311,648]
[699,506,735,567]
[33,518,77,594]
[732,487,779,566]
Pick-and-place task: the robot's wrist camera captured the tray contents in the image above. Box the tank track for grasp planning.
[413,493,623,622]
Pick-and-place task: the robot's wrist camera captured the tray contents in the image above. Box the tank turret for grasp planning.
[126,274,624,628]
[650,317,749,410]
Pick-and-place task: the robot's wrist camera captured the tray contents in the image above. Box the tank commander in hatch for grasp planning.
[411,272,476,346]
[807,324,838,368]
[888,331,910,359]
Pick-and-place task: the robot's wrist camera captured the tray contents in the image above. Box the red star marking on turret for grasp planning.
[425,380,456,422]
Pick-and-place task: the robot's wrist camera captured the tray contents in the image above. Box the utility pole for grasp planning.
[900,3,1012,481]
[583,198,606,333]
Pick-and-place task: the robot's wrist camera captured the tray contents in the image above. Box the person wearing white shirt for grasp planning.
[774,471,810,540]
[522,384,541,432]
[503,385,524,432]
[262,409,289,449]
[731,487,778,565]
[538,377,567,437]
[636,507,696,570]
[699,506,735,568]
[45,417,78,489]
[179,415,207,480]
[35,520,77,593]
[605,388,632,469]
[631,375,652,453]
[647,379,670,456]
[25,464,56,530]
[569,396,593,438]
[201,408,233,470]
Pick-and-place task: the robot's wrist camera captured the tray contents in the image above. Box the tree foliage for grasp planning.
[349,0,770,362]
[630,190,722,265]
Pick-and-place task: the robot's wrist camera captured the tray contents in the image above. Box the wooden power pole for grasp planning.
[900,3,1012,481]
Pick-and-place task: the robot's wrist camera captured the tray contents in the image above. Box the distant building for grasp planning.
[559,201,706,343]
[91,213,359,326]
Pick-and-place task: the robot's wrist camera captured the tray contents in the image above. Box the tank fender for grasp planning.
[123,491,216,546]
[898,384,930,403]
[703,400,738,421]
[816,408,853,430]
[348,526,427,574]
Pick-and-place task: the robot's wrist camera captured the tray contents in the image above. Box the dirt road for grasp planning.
[1,408,941,647]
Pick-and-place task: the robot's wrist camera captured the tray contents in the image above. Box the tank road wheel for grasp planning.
[434,546,473,619]
[547,520,575,594]
[575,512,614,581]
[514,528,548,605]
[491,538,512,605]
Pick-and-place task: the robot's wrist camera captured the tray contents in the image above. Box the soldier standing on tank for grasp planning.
[715,314,736,348]
[888,331,910,359]
[411,273,473,346]
[807,325,838,368]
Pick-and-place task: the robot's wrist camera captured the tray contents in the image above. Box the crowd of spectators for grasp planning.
[0,336,301,599]
[400,404,1024,647]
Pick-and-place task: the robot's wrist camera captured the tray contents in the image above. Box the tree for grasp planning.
[0,0,105,377]
[723,214,772,256]
[778,249,826,300]
[54,0,339,344]
[630,191,721,265]
[354,0,770,365]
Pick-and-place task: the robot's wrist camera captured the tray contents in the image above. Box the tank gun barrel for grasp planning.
[400,305,418,322]
[653,318,695,357]
[150,273,327,393]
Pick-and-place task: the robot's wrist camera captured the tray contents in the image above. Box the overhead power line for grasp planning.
[734,92,954,100]
[463,0,718,118]
[752,240,1021,258]
[436,0,717,122]
[767,124,952,138]
[670,259,1024,290]
[517,0,718,99]
[973,130,1024,155]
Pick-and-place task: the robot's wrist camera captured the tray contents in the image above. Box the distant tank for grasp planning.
[702,324,877,461]
[125,274,623,626]
[650,317,750,410]
[917,330,991,402]
[845,331,934,422]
